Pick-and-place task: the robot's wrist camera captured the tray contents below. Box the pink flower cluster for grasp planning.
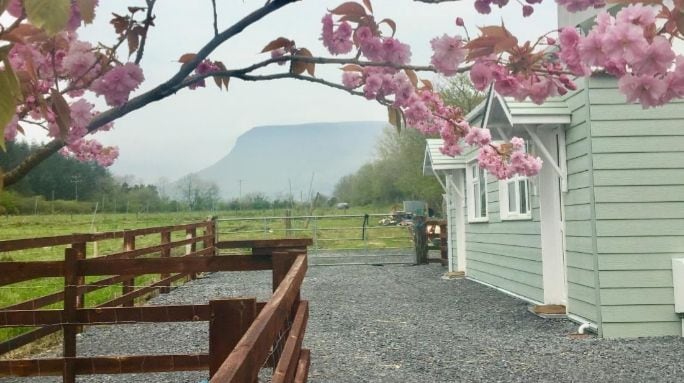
[469,58,576,105]
[91,63,145,106]
[558,5,682,108]
[61,140,119,167]
[188,60,222,89]
[430,34,466,76]
[321,14,353,55]
[555,0,605,13]
[473,0,510,14]
[477,142,542,179]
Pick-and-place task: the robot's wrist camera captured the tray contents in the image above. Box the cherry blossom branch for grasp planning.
[2,0,299,187]
[134,0,157,65]
[211,0,219,37]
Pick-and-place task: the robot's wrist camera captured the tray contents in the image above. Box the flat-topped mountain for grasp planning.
[193,121,387,199]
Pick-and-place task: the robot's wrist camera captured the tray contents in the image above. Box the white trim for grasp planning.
[538,128,568,306]
[433,172,447,192]
[524,125,567,192]
[465,161,489,223]
[447,175,464,199]
[499,176,532,221]
[512,115,572,125]
[467,276,543,306]
[454,170,467,273]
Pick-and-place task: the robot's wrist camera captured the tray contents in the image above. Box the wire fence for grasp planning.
[216,213,414,254]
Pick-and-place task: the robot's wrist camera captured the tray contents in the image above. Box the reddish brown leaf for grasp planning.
[261,37,294,53]
[421,79,434,91]
[110,14,129,35]
[15,124,24,135]
[329,2,367,18]
[341,64,364,72]
[212,61,230,90]
[378,18,396,37]
[76,0,96,24]
[677,11,684,37]
[2,24,46,44]
[465,25,518,61]
[50,90,71,141]
[127,30,139,56]
[362,0,373,13]
[387,106,403,132]
[291,48,313,76]
[404,69,418,87]
[178,53,197,64]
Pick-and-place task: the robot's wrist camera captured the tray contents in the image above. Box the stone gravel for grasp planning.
[3,263,684,383]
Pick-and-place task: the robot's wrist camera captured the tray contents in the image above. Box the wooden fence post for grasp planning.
[122,231,135,307]
[63,242,84,383]
[284,210,292,238]
[187,227,198,279]
[413,216,428,265]
[160,230,171,294]
[209,298,257,378]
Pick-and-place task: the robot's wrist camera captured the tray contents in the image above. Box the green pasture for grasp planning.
[0,207,412,345]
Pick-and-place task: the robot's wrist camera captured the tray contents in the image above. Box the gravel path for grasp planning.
[3,263,684,382]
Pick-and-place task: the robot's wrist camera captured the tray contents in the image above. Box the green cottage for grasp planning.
[423,6,684,339]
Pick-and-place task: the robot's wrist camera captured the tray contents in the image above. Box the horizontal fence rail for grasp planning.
[217,213,413,254]
[0,220,311,382]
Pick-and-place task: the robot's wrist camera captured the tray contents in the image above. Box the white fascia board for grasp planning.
[423,147,435,176]
[512,115,572,125]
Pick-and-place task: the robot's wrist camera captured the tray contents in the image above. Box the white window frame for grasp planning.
[499,175,532,221]
[466,162,488,223]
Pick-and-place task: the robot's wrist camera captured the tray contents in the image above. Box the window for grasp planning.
[500,175,531,220]
[466,162,488,222]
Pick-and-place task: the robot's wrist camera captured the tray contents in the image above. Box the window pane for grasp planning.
[519,180,528,214]
[480,182,487,217]
[473,184,480,217]
[478,168,486,187]
[508,181,516,213]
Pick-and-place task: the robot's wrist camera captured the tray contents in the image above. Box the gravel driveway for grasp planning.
[2,263,684,382]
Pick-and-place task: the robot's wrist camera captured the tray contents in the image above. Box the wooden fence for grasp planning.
[0,220,312,383]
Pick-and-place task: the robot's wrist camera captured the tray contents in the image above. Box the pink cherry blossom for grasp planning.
[631,36,675,76]
[616,4,656,28]
[430,34,466,76]
[381,38,411,65]
[342,71,363,89]
[618,74,668,108]
[3,115,19,142]
[469,60,494,91]
[464,127,492,146]
[90,63,144,106]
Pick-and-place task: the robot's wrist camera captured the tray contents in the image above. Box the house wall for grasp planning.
[562,79,603,327]
[588,75,684,338]
[464,168,545,303]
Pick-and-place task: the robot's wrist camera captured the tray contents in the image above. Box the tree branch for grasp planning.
[2,0,299,187]
[211,0,219,36]
[134,0,157,65]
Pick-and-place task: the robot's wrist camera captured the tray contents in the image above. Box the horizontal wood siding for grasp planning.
[464,172,544,303]
[563,85,600,324]
[588,75,683,337]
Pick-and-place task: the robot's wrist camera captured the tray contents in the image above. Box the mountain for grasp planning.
[193,121,387,199]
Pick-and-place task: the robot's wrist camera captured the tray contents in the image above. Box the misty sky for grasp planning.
[24,0,559,183]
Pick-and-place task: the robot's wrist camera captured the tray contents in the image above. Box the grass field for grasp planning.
[0,206,413,348]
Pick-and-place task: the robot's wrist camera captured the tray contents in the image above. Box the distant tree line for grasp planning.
[0,142,338,215]
[333,75,484,213]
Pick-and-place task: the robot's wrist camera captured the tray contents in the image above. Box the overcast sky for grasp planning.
[25,0,559,183]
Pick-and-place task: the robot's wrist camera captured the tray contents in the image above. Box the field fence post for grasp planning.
[63,241,85,383]
[413,216,428,265]
[160,230,171,293]
[312,217,318,253]
[284,210,292,238]
[122,231,135,307]
[187,227,197,279]
[208,297,257,378]
[210,216,218,254]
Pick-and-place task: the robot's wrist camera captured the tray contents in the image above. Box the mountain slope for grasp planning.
[194,121,387,199]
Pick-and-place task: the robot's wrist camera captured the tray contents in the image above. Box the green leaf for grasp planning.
[24,0,71,36]
[0,59,22,150]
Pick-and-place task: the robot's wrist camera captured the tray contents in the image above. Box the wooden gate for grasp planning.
[0,222,312,383]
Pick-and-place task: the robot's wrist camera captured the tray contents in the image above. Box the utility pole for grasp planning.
[71,175,82,201]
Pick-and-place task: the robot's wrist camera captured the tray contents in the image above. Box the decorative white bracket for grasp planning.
[446,174,464,199]
[523,125,568,192]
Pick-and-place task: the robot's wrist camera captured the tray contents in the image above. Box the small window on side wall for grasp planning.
[466,162,488,223]
[500,175,531,220]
